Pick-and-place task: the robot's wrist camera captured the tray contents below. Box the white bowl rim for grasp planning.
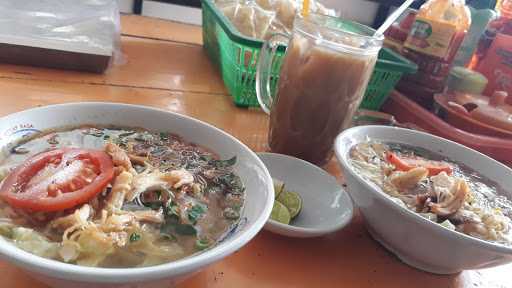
[335,125,512,255]
[258,152,353,237]
[0,102,275,283]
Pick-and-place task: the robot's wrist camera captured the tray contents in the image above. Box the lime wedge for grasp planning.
[277,191,302,219]
[273,178,285,199]
[270,200,291,225]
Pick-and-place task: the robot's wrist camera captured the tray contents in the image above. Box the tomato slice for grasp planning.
[386,151,453,176]
[0,148,114,212]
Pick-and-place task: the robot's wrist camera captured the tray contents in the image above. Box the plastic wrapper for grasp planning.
[256,0,336,31]
[216,0,338,40]
[219,1,277,39]
[0,0,122,73]
[256,0,297,30]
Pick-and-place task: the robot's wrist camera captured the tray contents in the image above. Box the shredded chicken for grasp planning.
[430,179,469,216]
[72,226,116,266]
[106,170,134,212]
[165,169,194,189]
[389,167,429,191]
[108,231,129,247]
[52,144,147,264]
[128,168,193,201]
[105,213,135,229]
[128,210,164,224]
[128,154,147,165]
[50,204,91,231]
[53,143,170,264]
[129,170,168,201]
[58,210,141,265]
[105,142,132,171]
[431,172,456,203]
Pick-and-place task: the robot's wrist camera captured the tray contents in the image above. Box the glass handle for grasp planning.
[353,109,397,126]
[256,33,289,115]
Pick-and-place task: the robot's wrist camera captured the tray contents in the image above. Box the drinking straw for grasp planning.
[375,0,415,35]
[302,0,310,17]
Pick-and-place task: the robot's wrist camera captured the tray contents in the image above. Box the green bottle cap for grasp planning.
[446,67,488,95]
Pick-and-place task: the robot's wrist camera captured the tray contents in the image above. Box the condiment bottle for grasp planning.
[453,5,497,66]
[471,0,512,99]
[384,9,417,53]
[397,0,471,108]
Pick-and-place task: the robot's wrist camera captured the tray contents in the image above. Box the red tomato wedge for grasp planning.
[0,148,114,212]
[386,151,453,176]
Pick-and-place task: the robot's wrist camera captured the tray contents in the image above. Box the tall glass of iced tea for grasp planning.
[257,14,383,166]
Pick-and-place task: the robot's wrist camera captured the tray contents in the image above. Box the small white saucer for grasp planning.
[258,152,353,238]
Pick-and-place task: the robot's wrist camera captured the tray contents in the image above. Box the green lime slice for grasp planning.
[273,178,285,199]
[277,191,302,219]
[270,200,291,225]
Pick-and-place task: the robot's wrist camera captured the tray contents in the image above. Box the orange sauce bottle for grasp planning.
[397,0,471,108]
[471,0,512,101]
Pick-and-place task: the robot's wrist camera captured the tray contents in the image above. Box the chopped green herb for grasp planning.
[103,135,110,140]
[195,238,211,250]
[129,233,141,242]
[223,207,240,220]
[161,216,176,234]
[143,200,162,210]
[165,201,180,217]
[218,173,245,195]
[159,132,169,141]
[188,204,207,224]
[118,131,136,138]
[186,162,200,169]
[174,224,197,235]
[122,202,151,212]
[199,155,214,162]
[225,193,243,209]
[211,156,237,169]
[161,208,198,236]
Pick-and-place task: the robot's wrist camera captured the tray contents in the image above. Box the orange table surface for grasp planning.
[0,14,509,288]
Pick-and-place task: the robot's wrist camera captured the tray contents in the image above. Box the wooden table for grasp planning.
[0,15,510,288]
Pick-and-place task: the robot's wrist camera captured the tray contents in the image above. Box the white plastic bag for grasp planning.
[0,0,122,71]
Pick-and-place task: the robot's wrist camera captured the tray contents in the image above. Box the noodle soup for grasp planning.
[0,126,245,267]
[350,141,512,246]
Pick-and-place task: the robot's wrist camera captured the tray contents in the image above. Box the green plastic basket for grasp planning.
[202,0,417,110]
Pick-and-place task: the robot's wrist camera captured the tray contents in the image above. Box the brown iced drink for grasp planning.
[268,34,378,165]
